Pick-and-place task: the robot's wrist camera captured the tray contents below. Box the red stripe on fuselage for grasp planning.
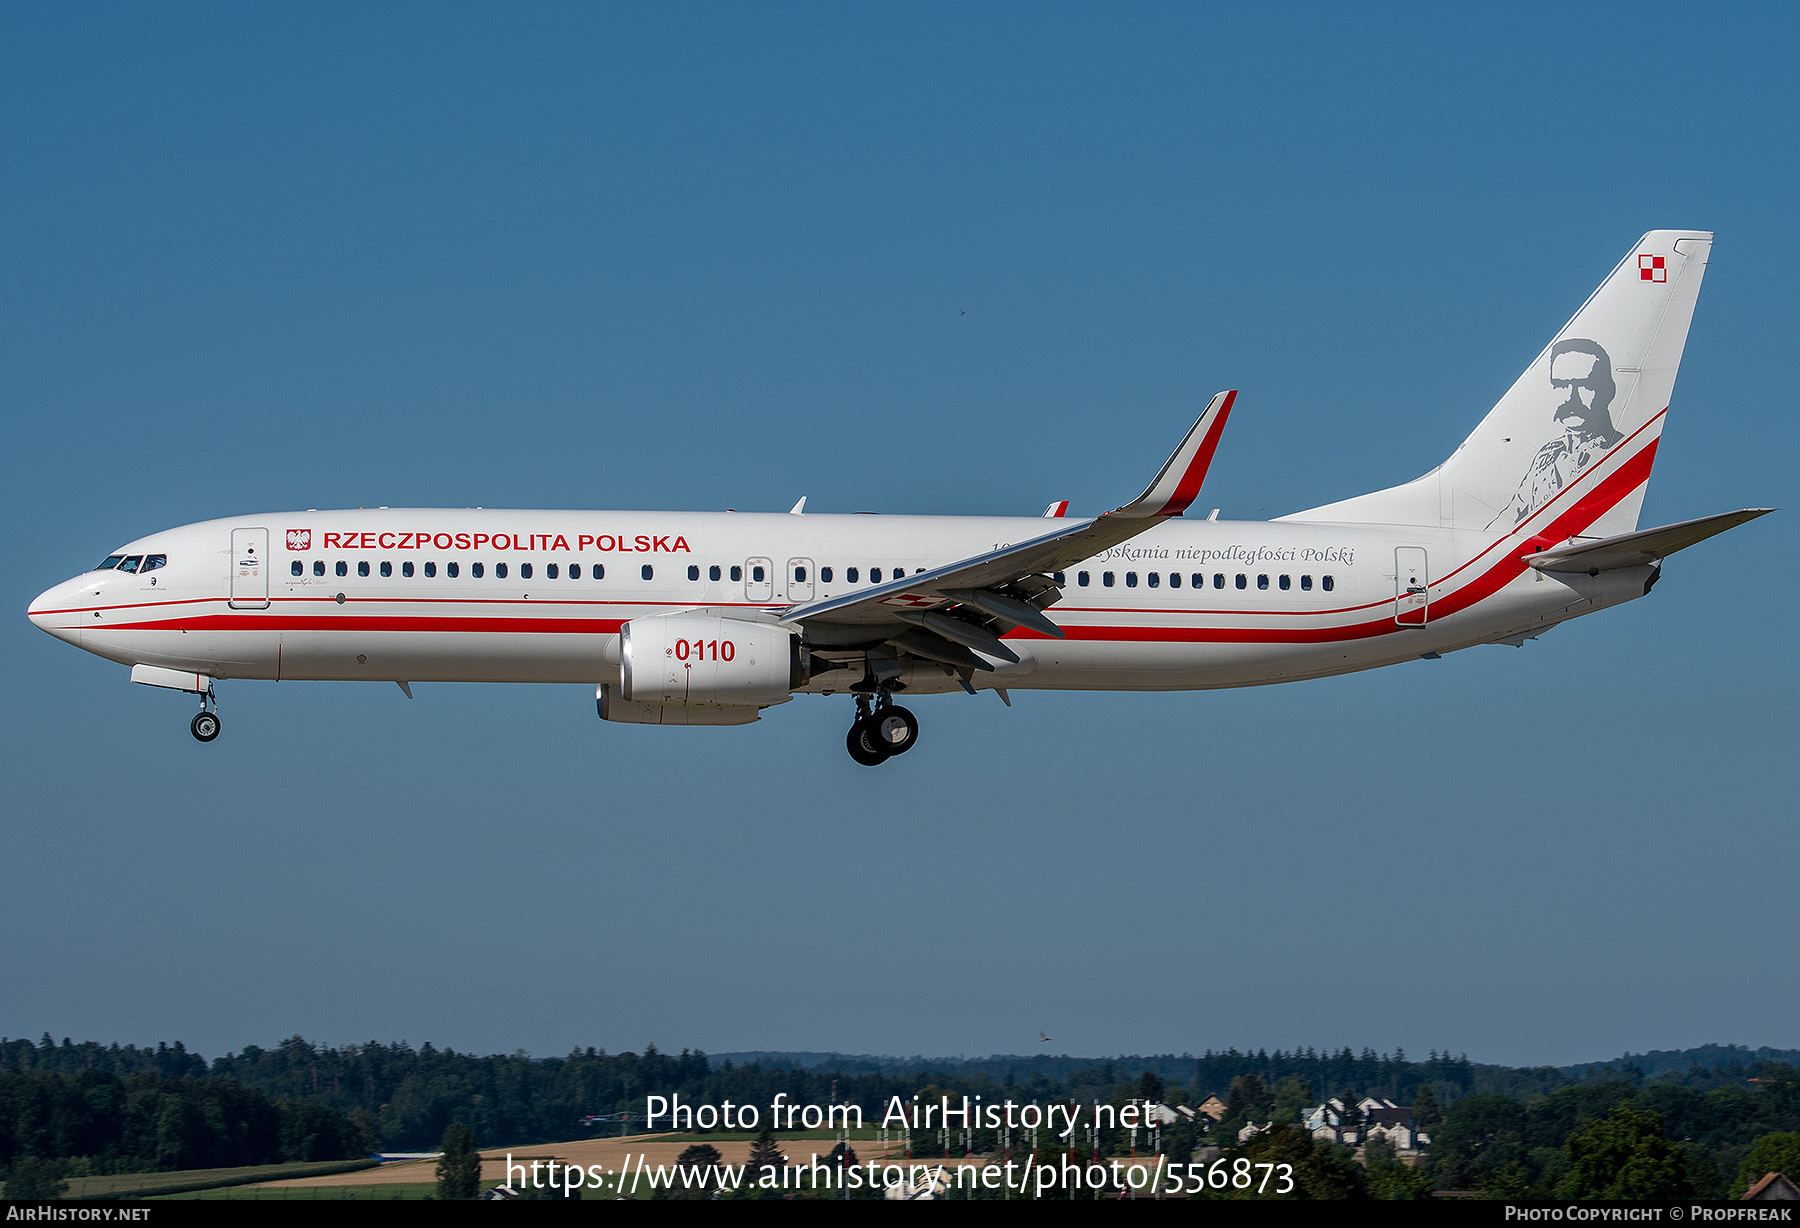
[76,427,1660,648]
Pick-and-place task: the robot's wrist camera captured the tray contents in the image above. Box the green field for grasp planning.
[157,1178,643,1201]
[649,1127,883,1143]
[64,1159,378,1200]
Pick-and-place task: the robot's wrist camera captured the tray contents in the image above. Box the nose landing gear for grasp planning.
[190,686,220,743]
[845,693,918,766]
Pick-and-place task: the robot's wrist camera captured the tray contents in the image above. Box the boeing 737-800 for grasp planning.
[27,231,1771,764]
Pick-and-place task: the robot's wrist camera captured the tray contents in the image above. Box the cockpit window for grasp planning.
[140,555,167,573]
[116,556,144,574]
[96,555,125,571]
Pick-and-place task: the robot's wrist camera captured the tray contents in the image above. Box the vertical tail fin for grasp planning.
[1285,231,1711,535]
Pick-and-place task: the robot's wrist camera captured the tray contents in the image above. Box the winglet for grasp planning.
[1042,500,1069,518]
[1115,390,1236,518]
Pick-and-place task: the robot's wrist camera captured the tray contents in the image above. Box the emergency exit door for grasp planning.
[744,557,773,603]
[785,558,814,602]
[230,527,270,610]
[1394,546,1429,626]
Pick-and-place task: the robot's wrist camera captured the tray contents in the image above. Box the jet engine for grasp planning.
[618,613,799,708]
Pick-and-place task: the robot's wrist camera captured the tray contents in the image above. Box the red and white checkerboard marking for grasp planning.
[1638,254,1666,282]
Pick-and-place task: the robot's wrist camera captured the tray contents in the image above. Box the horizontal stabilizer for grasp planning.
[1526,508,1773,574]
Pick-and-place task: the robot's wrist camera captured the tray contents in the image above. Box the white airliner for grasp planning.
[27,231,1771,764]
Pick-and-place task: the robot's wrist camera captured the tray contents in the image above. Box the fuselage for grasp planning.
[26,507,1648,696]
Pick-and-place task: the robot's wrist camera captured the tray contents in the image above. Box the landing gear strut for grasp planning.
[190,685,220,743]
[845,692,918,766]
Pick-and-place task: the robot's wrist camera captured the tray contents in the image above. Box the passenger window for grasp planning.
[1234,574,1246,590]
[641,564,653,581]
[1102,572,1114,587]
[1300,574,1312,591]
[847,567,859,583]
[870,567,882,583]
[594,564,604,580]
[1279,574,1290,590]
[117,556,143,573]
[520,563,532,580]
[473,562,484,578]
[794,566,806,582]
[821,566,833,583]
[424,562,437,578]
[546,563,559,579]
[1323,575,1335,592]
[709,565,722,581]
[752,564,766,582]
[402,562,414,577]
[1053,571,1066,586]
[1078,571,1090,586]
[1168,573,1180,588]
[448,562,460,578]
[291,561,303,577]
[336,561,348,577]
[358,561,370,577]
[141,555,166,572]
[687,565,700,581]
[1126,572,1138,588]
[313,560,325,577]
[496,562,508,579]
[1147,572,1159,588]
[1214,574,1225,589]
[569,563,582,579]
[730,565,743,582]
[1257,574,1269,589]
[381,561,392,577]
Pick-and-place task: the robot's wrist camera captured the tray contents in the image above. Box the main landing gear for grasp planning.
[846,692,918,766]
[190,687,220,743]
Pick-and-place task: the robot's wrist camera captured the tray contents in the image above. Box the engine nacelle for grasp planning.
[619,613,799,708]
[597,685,761,725]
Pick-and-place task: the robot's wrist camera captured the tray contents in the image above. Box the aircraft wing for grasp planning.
[1525,508,1774,574]
[779,391,1235,647]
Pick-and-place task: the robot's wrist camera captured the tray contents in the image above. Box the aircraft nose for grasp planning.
[28,576,89,643]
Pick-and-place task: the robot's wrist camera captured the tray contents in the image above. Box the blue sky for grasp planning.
[3,3,1795,1069]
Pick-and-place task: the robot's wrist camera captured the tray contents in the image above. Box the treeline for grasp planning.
[6,1036,1487,1153]
[0,1067,366,1175]
[5,1031,1797,1185]
[1425,1069,1800,1197]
